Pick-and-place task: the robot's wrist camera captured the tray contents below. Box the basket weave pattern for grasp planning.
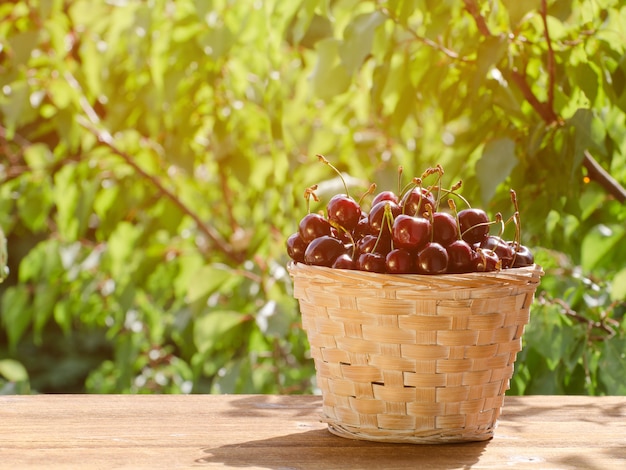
[288,262,543,443]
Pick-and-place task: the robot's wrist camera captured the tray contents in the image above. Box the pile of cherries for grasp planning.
[286,156,534,275]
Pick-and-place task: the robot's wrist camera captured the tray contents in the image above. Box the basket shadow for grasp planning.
[195,428,489,470]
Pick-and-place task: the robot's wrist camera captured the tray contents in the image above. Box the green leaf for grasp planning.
[610,267,626,301]
[193,310,248,354]
[501,0,541,27]
[186,265,233,303]
[339,11,387,75]
[1,285,32,352]
[475,137,518,205]
[581,224,626,271]
[310,38,351,100]
[0,359,29,382]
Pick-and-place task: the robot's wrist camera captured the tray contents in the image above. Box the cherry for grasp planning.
[356,252,387,273]
[298,213,332,243]
[304,235,349,267]
[286,232,307,263]
[401,187,436,217]
[327,194,361,231]
[446,239,475,273]
[473,248,500,272]
[481,235,514,268]
[353,216,372,239]
[458,208,490,244]
[432,211,458,247]
[368,200,401,234]
[509,242,534,267]
[385,248,415,274]
[372,190,399,207]
[391,214,431,251]
[416,242,449,274]
[332,253,356,270]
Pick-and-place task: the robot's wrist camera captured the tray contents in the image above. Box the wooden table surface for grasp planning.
[1,394,625,469]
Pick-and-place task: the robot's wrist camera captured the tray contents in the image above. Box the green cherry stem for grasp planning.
[317,154,351,197]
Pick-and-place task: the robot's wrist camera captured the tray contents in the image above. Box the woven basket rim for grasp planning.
[287,261,543,289]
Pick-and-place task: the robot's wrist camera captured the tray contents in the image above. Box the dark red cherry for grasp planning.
[391,214,431,251]
[332,253,356,270]
[474,248,500,272]
[298,213,332,243]
[356,234,378,255]
[401,188,436,217]
[416,242,449,274]
[481,236,515,268]
[286,232,308,263]
[386,248,415,274]
[372,190,399,207]
[327,194,361,231]
[368,200,401,234]
[446,240,475,273]
[353,216,372,239]
[458,208,490,245]
[509,242,534,267]
[356,252,387,273]
[304,235,348,267]
[432,211,458,247]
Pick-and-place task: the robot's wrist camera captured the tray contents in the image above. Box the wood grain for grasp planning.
[1,394,625,469]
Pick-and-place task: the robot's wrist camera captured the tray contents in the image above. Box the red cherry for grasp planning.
[368,200,401,234]
[474,248,500,272]
[391,214,431,251]
[304,235,349,267]
[386,248,415,274]
[509,242,534,267]
[416,242,449,274]
[401,188,436,217]
[327,194,361,231]
[356,252,387,273]
[432,211,458,247]
[298,213,332,243]
[481,235,515,268]
[332,253,356,270]
[372,190,399,207]
[286,232,308,263]
[458,208,490,245]
[446,240,475,273]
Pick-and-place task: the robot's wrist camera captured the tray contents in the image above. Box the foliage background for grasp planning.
[1,0,625,395]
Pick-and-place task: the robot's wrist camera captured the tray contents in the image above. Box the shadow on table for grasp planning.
[196,428,488,470]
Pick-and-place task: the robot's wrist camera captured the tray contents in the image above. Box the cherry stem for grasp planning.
[448,199,463,240]
[329,219,356,259]
[397,166,404,196]
[510,189,522,250]
[437,184,472,208]
[303,184,319,214]
[373,203,395,253]
[317,154,350,197]
[358,183,377,207]
[424,203,435,242]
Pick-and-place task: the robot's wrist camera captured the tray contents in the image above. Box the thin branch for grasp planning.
[583,151,626,203]
[63,71,243,264]
[540,0,556,112]
[79,117,243,263]
[382,8,474,63]
[463,0,492,36]
[508,68,560,124]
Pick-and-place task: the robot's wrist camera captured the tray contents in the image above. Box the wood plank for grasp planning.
[1,395,625,469]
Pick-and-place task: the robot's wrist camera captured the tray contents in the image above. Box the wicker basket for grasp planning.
[288,261,543,444]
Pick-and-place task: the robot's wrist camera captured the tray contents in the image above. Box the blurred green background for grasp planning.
[1,0,625,395]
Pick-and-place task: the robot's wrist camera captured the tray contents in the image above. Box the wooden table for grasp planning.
[1,394,625,469]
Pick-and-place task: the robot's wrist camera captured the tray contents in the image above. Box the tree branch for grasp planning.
[463,0,492,36]
[583,151,626,203]
[63,71,244,264]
